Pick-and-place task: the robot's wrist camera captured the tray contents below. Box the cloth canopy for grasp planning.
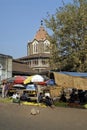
[24,75,44,84]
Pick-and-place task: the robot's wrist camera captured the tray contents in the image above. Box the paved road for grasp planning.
[0,102,87,130]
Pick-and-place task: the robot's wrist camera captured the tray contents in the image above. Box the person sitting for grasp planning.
[59,93,67,102]
[12,92,20,104]
[20,91,28,101]
[38,92,43,103]
[45,96,54,108]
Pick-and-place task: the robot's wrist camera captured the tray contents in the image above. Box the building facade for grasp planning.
[0,23,51,80]
[0,54,12,82]
[18,23,51,74]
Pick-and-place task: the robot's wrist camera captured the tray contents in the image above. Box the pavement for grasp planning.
[0,102,87,130]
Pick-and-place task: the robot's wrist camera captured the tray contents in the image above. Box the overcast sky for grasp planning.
[0,0,72,59]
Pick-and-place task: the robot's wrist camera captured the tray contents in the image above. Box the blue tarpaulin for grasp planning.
[58,72,87,78]
[46,79,55,85]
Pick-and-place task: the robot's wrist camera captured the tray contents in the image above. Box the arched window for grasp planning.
[44,40,50,53]
[33,41,38,54]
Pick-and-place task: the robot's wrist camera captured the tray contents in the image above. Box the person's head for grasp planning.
[40,92,42,95]
[2,82,6,85]
[46,96,50,99]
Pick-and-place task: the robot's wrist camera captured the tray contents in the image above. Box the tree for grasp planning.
[44,0,87,72]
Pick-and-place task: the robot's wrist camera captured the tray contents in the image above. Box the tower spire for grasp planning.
[41,20,43,26]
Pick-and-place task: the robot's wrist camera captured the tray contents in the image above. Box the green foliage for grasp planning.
[44,0,87,72]
[0,98,12,103]
[54,101,68,107]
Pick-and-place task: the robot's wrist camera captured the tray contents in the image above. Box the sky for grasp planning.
[0,0,72,59]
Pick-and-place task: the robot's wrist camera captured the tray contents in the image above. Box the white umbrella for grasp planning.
[13,84,25,88]
[31,75,44,83]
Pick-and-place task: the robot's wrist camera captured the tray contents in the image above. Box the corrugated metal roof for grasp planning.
[58,72,87,77]
[16,53,50,60]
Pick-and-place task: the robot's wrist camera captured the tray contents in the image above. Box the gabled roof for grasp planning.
[34,25,49,41]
